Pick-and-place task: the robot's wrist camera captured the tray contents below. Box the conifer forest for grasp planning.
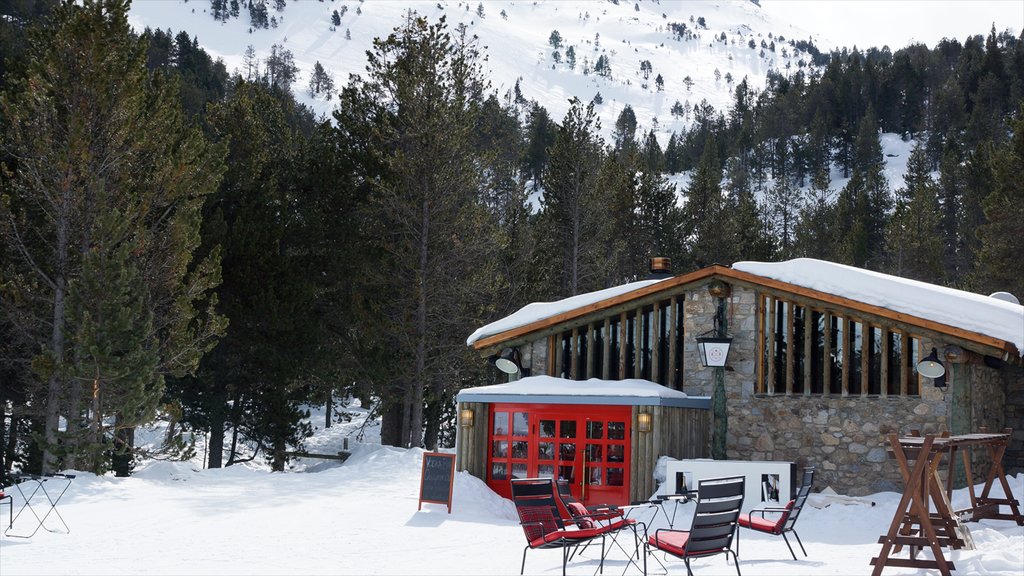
[1,0,1022,480]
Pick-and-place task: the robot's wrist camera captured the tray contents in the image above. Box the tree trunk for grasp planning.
[43,228,69,474]
[325,388,332,429]
[409,197,429,449]
[206,380,227,468]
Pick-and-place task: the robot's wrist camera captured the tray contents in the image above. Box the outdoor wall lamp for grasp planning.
[493,347,530,376]
[459,408,475,428]
[696,332,733,368]
[917,347,947,388]
[637,412,652,433]
[495,347,521,374]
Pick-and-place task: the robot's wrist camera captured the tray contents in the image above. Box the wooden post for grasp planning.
[668,296,678,390]
[823,311,832,396]
[589,319,598,379]
[804,308,814,395]
[861,323,870,397]
[881,328,890,397]
[570,327,579,380]
[602,318,611,380]
[652,301,661,384]
[785,300,794,395]
[841,318,851,397]
[766,297,776,394]
[634,308,643,379]
[619,312,628,378]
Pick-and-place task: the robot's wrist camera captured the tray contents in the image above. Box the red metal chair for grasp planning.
[554,479,645,571]
[647,475,745,576]
[511,478,608,576]
[736,467,815,560]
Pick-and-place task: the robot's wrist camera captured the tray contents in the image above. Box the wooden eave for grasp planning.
[472,265,1021,362]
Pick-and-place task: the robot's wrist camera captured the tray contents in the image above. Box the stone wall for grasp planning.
[681,284,955,496]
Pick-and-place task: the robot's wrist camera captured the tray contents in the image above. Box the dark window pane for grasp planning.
[586,421,603,439]
[848,321,862,394]
[558,465,576,484]
[560,420,576,438]
[793,306,805,394]
[607,445,624,462]
[811,311,825,394]
[869,327,882,394]
[608,467,624,486]
[512,441,528,459]
[539,419,556,438]
[607,421,625,440]
[585,444,602,463]
[560,443,576,461]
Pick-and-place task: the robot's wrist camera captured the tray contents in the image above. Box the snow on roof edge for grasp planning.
[733,259,1024,356]
[466,278,667,346]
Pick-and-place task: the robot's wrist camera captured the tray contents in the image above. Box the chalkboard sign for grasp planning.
[418,452,456,513]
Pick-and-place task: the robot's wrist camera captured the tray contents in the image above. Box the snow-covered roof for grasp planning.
[467,258,1023,357]
[466,279,666,346]
[733,259,1024,356]
[456,375,710,408]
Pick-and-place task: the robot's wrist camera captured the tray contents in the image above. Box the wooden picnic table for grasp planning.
[870,430,1022,576]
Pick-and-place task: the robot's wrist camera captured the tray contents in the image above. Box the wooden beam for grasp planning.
[841,317,850,397]
[900,334,910,396]
[570,327,579,380]
[668,296,678,390]
[652,301,662,384]
[619,312,628,378]
[823,311,832,396]
[634,308,643,379]
[786,299,795,395]
[861,322,870,397]
[804,307,814,396]
[602,318,611,380]
[547,335,556,376]
[586,323,595,380]
[881,328,890,397]
[766,296,776,394]
[756,294,765,394]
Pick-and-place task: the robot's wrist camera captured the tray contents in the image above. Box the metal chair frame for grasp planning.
[736,467,815,561]
[646,475,745,576]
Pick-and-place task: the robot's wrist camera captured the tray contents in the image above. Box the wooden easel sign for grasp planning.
[418,452,456,513]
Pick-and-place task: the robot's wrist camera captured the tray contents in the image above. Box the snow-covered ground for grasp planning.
[2,405,1022,575]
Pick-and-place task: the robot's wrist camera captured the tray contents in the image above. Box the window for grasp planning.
[547,296,685,388]
[758,294,921,397]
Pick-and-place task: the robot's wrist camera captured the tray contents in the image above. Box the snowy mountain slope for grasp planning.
[128,0,822,141]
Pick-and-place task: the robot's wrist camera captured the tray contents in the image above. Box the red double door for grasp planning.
[487,403,631,506]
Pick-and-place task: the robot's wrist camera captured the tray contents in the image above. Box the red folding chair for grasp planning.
[512,478,608,576]
[737,467,815,560]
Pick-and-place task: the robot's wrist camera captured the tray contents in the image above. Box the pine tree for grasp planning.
[975,108,1024,297]
[334,13,496,449]
[307,60,334,98]
[885,143,944,282]
[682,135,730,268]
[793,167,837,259]
[834,109,890,268]
[0,0,226,474]
[540,97,606,295]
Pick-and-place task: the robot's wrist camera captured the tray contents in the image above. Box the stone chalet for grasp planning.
[457,258,1024,502]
